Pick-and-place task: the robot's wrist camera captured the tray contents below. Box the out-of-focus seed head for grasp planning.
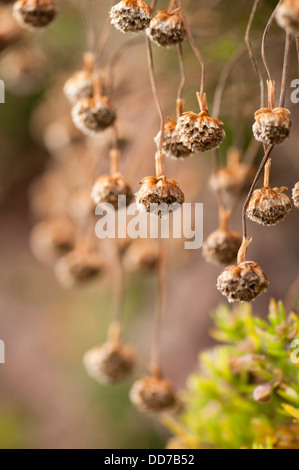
[155,118,191,159]
[110,0,152,33]
[71,96,116,136]
[253,384,273,403]
[122,240,159,273]
[147,8,186,47]
[83,341,137,385]
[0,7,21,51]
[130,375,179,413]
[136,175,184,216]
[203,229,242,266]
[55,248,105,288]
[13,0,58,30]
[292,181,299,209]
[91,173,134,210]
[217,261,269,303]
[276,0,299,34]
[64,70,93,104]
[246,186,292,226]
[253,107,291,146]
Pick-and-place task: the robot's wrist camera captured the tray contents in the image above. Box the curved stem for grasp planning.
[279,32,292,107]
[261,1,282,82]
[176,42,186,118]
[245,0,265,108]
[82,0,96,53]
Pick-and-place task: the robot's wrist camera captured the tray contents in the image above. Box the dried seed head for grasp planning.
[136,175,184,216]
[0,7,21,52]
[253,107,291,145]
[110,0,152,33]
[13,0,58,30]
[217,261,269,303]
[83,341,137,385]
[147,8,186,47]
[122,240,159,273]
[154,118,191,159]
[202,229,242,266]
[177,110,225,153]
[71,96,116,136]
[30,218,75,264]
[130,375,178,413]
[292,181,299,209]
[91,173,134,210]
[55,248,105,288]
[276,0,299,34]
[246,186,292,226]
[253,384,273,403]
[64,71,93,104]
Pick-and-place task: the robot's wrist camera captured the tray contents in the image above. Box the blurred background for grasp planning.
[0,0,298,449]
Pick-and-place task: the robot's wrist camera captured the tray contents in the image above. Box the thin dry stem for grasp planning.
[279,32,292,107]
[267,79,276,109]
[176,42,186,118]
[82,0,96,53]
[263,158,271,187]
[237,237,252,265]
[261,1,282,82]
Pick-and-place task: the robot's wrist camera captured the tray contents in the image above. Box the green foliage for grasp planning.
[165,300,299,449]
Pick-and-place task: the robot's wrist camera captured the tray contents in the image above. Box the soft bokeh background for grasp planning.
[0,0,298,449]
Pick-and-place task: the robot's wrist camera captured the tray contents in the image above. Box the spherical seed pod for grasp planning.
[202,229,242,266]
[122,240,159,273]
[246,186,292,226]
[63,53,95,104]
[276,0,299,34]
[71,96,116,136]
[253,384,273,403]
[91,173,134,210]
[110,0,152,33]
[252,107,291,146]
[55,248,105,288]
[0,7,21,52]
[29,218,75,264]
[83,342,137,385]
[13,0,58,31]
[154,118,191,159]
[147,8,186,47]
[136,175,184,216]
[130,375,178,413]
[292,181,299,209]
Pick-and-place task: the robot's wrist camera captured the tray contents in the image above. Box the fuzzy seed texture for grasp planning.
[252,107,291,145]
[72,97,116,136]
[130,376,178,413]
[177,111,225,153]
[147,9,186,47]
[292,181,299,209]
[136,176,185,216]
[246,186,292,226]
[55,249,104,288]
[276,0,299,34]
[91,174,134,210]
[110,0,152,33]
[155,119,191,159]
[203,229,242,265]
[13,0,58,30]
[64,71,93,104]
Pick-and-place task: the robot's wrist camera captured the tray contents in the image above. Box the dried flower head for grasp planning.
[110,0,152,33]
[71,96,116,136]
[253,384,273,403]
[83,341,137,385]
[13,0,58,30]
[130,375,178,413]
[55,248,105,288]
[246,186,292,226]
[122,240,159,273]
[30,218,75,264]
[253,107,291,146]
[155,118,191,159]
[292,181,299,209]
[177,93,225,153]
[0,7,21,52]
[217,261,269,303]
[276,0,299,34]
[91,173,134,210]
[203,229,242,266]
[136,175,184,216]
[147,8,186,47]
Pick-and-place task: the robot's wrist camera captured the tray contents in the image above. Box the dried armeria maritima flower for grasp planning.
[13,0,58,31]
[292,181,299,209]
[147,8,186,47]
[63,53,94,104]
[252,107,291,146]
[203,228,242,266]
[246,186,292,226]
[72,96,116,136]
[110,0,152,33]
[91,172,134,210]
[136,174,184,216]
[155,118,191,159]
[276,0,299,34]
[130,374,178,413]
[176,93,225,153]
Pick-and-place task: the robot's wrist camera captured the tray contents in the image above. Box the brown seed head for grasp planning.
[177,110,225,153]
[71,96,116,136]
[83,341,137,385]
[246,186,292,226]
[55,248,105,288]
[136,175,184,216]
[276,0,299,34]
[64,70,93,104]
[292,181,299,209]
[155,118,191,159]
[147,9,186,47]
[13,0,58,30]
[110,0,152,33]
[203,229,242,265]
[91,173,134,210]
[253,107,291,145]
[130,375,178,413]
[217,261,269,303]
